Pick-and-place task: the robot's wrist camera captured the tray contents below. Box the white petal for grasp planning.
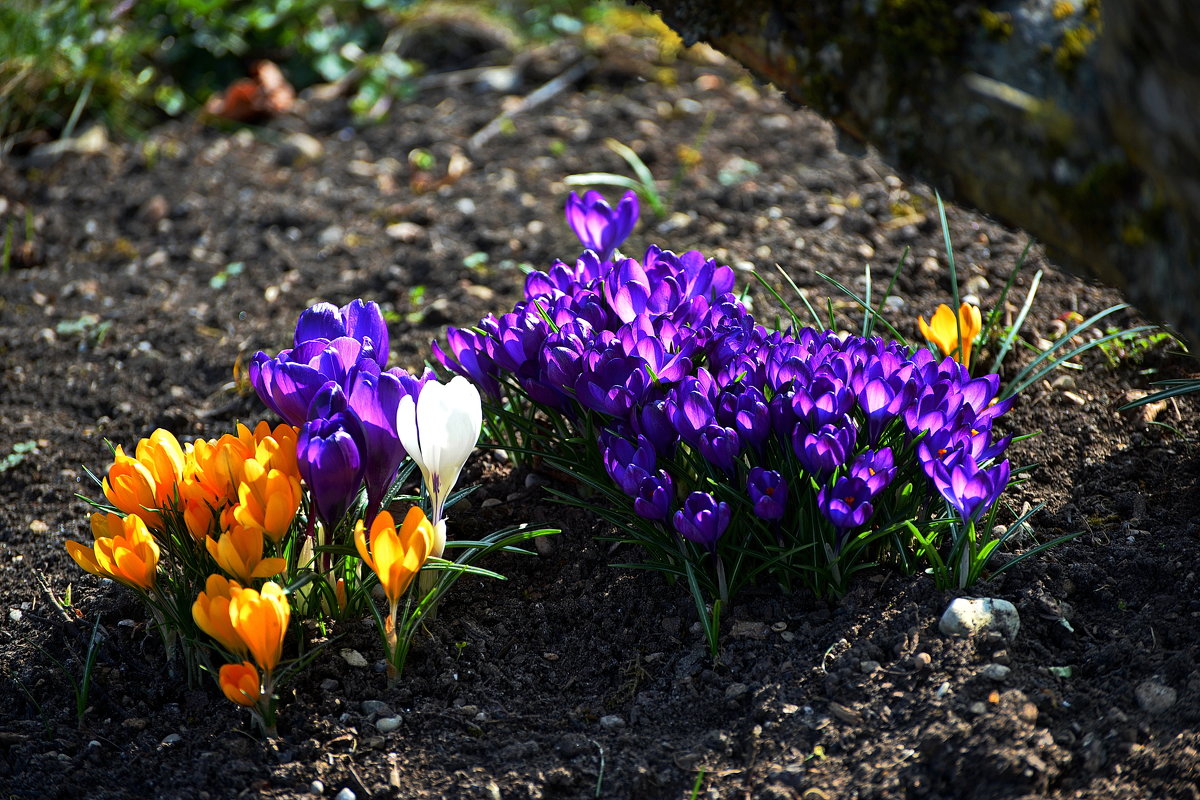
[396,394,422,468]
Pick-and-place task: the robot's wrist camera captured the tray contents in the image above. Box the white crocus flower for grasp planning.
[396,375,482,558]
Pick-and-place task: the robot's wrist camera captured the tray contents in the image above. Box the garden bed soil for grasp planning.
[2,34,1199,800]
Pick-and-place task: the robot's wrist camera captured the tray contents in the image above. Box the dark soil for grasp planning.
[3,34,1200,800]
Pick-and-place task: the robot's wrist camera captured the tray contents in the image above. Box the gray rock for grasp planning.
[360,700,391,716]
[334,789,356,800]
[309,780,324,795]
[376,716,403,733]
[1135,680,1177,714]
[598,714,625,730]
[939,597,1020,639]
[981,663,1012,681]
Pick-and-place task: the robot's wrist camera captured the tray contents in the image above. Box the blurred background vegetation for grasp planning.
[0,0,679,152]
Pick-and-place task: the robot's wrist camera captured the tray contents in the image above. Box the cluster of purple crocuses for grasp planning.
[436,191,1016,594]
[249,301,433,528]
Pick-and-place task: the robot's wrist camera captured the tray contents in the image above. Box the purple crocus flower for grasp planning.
[931,456,1011,523]
[633,470,674,520]
[849,447,896,496]
[793,375,855,430]
[294,299,389,368]
[346,365,427,522]
[747,467,787,521]
[297,411,367,528]
[857,377,914,444]
[565,190,639,260]
[433,327,502,399]
[634,398,679,459]
[248,336,366,426]
[672,491,731,554]
[666,383,716,447]
[716,386,771,454]
[575,352,652,418]
[817,475,875,537]
[697,424,741,475]
[600,430,657,496]
[794,419,857,480]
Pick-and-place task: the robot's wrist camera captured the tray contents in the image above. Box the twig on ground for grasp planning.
[468,58,595,156]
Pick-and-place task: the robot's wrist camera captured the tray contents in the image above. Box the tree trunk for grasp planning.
[641,0,1200,343]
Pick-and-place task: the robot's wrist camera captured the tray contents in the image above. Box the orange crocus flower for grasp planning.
[918,302,982,366]
[219,661,262,706]
[134,429,186,506]
[192,574,248,656]
[206,523,286,584]
[354,507,434,611]
[232,459,301,544]
[228,582,290,675]
[103,449,163,529]
[66,512,160,591]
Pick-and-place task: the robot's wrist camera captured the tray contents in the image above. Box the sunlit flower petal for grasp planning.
[219,661,262,706]
[354,507,434,607]
[396,376,481,555]
[228,582,290,675]
[193,574,248,656]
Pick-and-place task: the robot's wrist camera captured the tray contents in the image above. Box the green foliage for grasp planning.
[0,0,417,147]
[0,440,39,473]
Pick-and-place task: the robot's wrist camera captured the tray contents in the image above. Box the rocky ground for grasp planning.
[2,31,1199,800]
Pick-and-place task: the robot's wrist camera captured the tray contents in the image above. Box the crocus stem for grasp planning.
[418,570,439,621]
[716,556,728,605]
[259,673,278,738]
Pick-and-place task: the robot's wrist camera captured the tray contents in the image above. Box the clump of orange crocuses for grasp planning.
[194,576,291,736]
[918,302,982,367]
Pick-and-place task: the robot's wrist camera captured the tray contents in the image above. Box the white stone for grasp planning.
[938,597,1020,639]
[339,648,369,667]
[376,716,403,733]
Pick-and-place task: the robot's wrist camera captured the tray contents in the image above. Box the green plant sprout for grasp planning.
[0,440,38,473]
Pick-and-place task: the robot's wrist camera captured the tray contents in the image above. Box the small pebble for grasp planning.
[361,700,391,716]
[981,663,1011,681]
[376,716,403,733]
[968,701,988,715]
[320,679,339,691]
[1135,680,1178,715]
[725,682,749,700]
[912,652,932,671]
[1018,702,1039,724]
[334,789,356,800]
[309,780,324,795]
[598,715,625,730]
[161,733,182,746]
[859,660,881,674]
[339,649,369,667]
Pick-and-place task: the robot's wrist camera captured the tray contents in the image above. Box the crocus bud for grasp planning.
[747,468,787,521]
[219,661,262,707]
[672,491,731,555]
[564,190,639,260]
